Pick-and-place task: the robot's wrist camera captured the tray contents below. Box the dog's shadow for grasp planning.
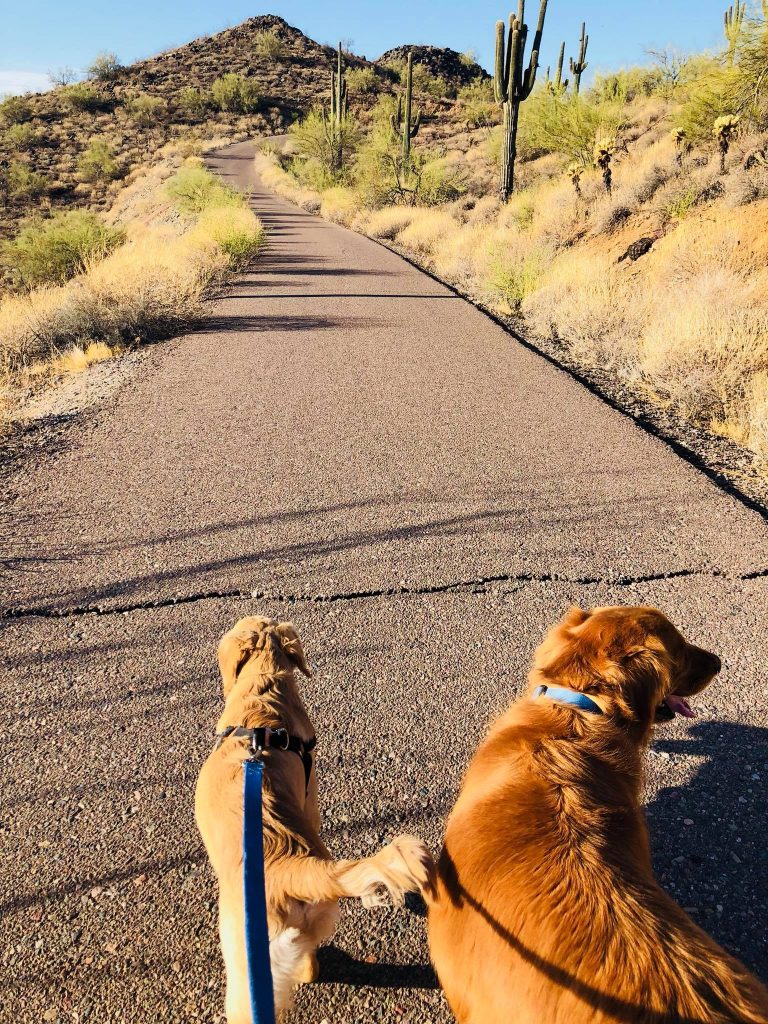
[646,720,768,980]
[315,893,438,990]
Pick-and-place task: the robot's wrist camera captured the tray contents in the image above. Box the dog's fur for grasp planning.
[428,606,768,1024]
[196,616,432,1022]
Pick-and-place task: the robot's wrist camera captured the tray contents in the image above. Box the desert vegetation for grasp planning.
[0,151,264,425]
[259,7,768,468]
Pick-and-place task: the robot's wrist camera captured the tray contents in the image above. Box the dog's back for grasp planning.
[429,700,768,1024]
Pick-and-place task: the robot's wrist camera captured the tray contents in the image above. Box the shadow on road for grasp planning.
[646,719,768,979]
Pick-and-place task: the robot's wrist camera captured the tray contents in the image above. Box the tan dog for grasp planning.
[196,615,432,1021]
[428,606,768,1024]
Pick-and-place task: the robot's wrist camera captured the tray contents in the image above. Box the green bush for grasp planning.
[519,89,626,165]
[457,78,498,128]
[88,52,122,82]
[178,86,207,119]
[346,67,380,95]
[0,94,32,125]
[210,73,261,114]
[124,94,165,126]
[254,29,288,59]
[78,140,121,182]
[289,107,361,181]
[165,165,243,213]
[2,211,125,287]
[7,162,47,199]
[591,67,664,103]
[5,123,38,151]
[676,57,742,141]
[61,82,102,113]
[411,63,451,99]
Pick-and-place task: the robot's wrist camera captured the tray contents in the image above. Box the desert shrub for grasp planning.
[165,165,242,213]
[87,52,122,82]
[591,67,664,103]
[2,211,125,288]
[346,67,380,95]
[364,206,417,239]
[190,205,265,266]
[124,94,165,127]
[210,73,261,114]
[7,162,47,199]
[485,244,545,313]
[178,86,207,119]
[724,165,768,206]
[78,140,121,182]
[5,123,38,151]
[411,64,451,99]
[457,79,498,128]
[0,195,264,374]
[289,108,361,182]
[519,90,626,165]
[0,94,32,125]
[49,67,78,87]
[320,187,359,225]
[254,29,288,59]
[396,209,458,252]
[676,56,742,141]
[61,82,102,113]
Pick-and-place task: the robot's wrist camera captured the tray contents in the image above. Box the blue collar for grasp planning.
[532,683,603,715]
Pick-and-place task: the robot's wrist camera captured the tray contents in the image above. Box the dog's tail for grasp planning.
[269,834,435,907]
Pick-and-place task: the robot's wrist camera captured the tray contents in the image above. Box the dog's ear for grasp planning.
[275,622,312,677]
[613,633,671,729]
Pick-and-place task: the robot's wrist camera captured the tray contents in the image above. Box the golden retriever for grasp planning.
[196,615,432,1021]
[428,605,768,1023]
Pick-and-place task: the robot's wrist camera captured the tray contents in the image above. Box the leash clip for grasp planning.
[247,733,264,762]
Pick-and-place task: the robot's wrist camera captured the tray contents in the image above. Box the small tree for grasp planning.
[61,83,102,113]
[0,95,32,125]
[78,140,120,182]
[254,29,288,59]
[289,108,360,184]
[49,67,78,87]
[88,52,122,82]
[178,87,207,119]
[7,161,47,200]
[210,74,261,113]
[125,94,166,127]
[6,123,38,152]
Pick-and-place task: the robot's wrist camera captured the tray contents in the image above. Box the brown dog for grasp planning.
[428,606,768,1023]
[196,615,432,1021]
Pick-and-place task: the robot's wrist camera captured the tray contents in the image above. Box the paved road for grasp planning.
[1,139,767,1023]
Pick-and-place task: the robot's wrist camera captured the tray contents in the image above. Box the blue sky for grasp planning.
[1,0,738,97]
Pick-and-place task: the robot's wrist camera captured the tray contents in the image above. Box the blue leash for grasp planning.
[243,759,276,1024]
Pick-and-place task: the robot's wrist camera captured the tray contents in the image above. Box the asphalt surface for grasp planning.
[1,139,767,1024]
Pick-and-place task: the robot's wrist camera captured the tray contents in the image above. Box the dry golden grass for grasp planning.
[1,151,264,429]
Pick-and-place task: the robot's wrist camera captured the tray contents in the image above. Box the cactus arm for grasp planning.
[494,21,508,102]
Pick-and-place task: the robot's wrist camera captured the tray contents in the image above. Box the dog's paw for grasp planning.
[361,887,388,909]
[376,835,435,904]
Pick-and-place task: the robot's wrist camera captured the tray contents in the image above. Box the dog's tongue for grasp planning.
[665,695,697,718]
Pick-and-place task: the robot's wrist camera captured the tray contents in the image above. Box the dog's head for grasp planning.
[530,606,721,741]
[218,616,311,699]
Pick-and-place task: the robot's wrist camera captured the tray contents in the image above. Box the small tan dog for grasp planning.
[428,606,768,1024]
[196,615,432,1021]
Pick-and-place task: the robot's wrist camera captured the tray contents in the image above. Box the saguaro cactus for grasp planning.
[390,51,421,165]
[326,41,349,171]
[551,41,568,92]
[724,2,745,62]
[494,0,549,202]
[569,22,589,94]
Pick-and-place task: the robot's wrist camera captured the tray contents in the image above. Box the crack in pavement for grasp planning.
[3,566,768,621]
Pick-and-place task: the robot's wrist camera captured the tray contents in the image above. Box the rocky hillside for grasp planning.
[1,16,489,245]
[376,44,489,91]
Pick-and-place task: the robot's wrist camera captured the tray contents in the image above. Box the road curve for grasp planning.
[1,139,767,1023]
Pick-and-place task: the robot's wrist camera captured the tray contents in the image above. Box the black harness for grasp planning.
[215,726,317,790]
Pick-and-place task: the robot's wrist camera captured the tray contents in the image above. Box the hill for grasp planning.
[0,16,487,247]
